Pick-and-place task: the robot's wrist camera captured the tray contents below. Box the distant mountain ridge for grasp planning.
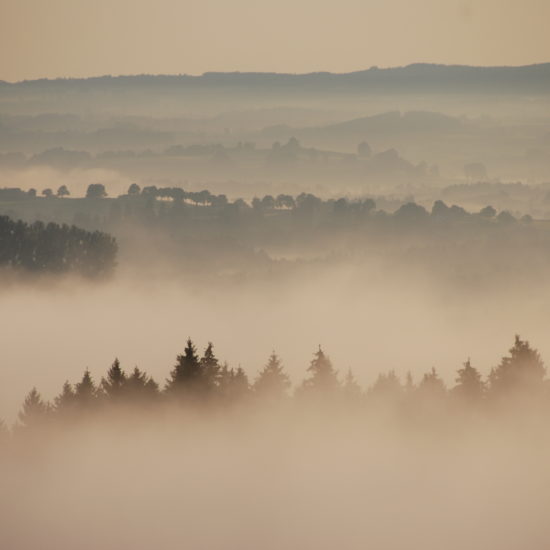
[1,63,550,94]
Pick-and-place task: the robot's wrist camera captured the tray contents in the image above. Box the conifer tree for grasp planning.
[165,339,201,396]
[74,369,97,409]
[54,381,76,414]
[453,359,485,402]
[417,368,446,398]
[218,363,250,403]
[231,366,250,401]
[127,367,159,402]
[101,358,127,401]
[488,335,545,397]
[369,370,402,398]
[18,388,50,429]
[200,342,221,395]
[299,346,339,395]
[218,362,232,399]
[253,352,291,399]
[343,368,362,399]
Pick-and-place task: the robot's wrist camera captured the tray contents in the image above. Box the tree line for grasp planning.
[3,335,548,437]
[0,215,117,277]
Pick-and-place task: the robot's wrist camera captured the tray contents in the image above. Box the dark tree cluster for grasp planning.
[0,215,117,277]
[5,335,549,437]
[120,183,229,207]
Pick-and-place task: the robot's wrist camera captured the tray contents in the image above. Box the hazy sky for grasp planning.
[0,0,549,81]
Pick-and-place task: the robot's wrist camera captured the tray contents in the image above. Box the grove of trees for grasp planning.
[0,215,117,277]
[5,335,549,438]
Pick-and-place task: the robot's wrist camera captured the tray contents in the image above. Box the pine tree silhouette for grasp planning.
[253,352,291,399]
[127,367,159,402]
[343,368,362,400]
[489,335,545,397]
[370,370,402,398]
[416,368,446,401]
[54,381,76,414]
[101,358,127,401]
[200,342,221,396]
[218,363,250,403]
[453,359,485,402]
[18,388,50,429]
[299,346,339,396]
[75,369,97,409]
[165,338,202,398]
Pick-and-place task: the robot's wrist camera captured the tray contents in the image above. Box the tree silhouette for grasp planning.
[479,205,496,218]
[127,367,159,402]
[74,369,97,409]
[343,368,362,401]
[253,352,290,400]
[127,183,141,196]
[299,346,339,396]
[370,370,402,399]
[488,335,545,397]
[417,368,446,398]
[453,359,485,402]
[218,363,250,403]
[165,339,202,398]
[86,183,107,199]
[54,381,76,414]
[101,358,127,402]
[18,388,49,429]
[9,334,550,435]
[56,185,70,197]
[200,342,221,396]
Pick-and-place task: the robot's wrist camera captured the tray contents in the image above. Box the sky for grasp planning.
[0,0,549,81]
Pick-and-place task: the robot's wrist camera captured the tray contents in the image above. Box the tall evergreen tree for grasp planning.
[127,367,159,402]
[54,381,76,414]
[488,335,546,397]
[101,358,127,401]
[343,368,362,399]
[74,369,97,409]
[417,368,446,399]
[253,352,291,399]
[165,339,202,396]
[218,363,250,403]
[18,388,49,429]
[299,346,339,395]
[230,366,250,401]
[200,342,221,395]
[369,370,402,398]
[453,359,485,402]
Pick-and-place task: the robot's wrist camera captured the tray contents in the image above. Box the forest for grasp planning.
[0,214,117,277]
[1,181,545,289]
[3,334,547,441]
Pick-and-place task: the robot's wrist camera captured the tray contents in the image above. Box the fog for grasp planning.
[2,258,550,424]
[2,407,550,549]
[2,62,550,549]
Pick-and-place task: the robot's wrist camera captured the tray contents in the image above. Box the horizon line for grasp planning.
[2,61,550,85]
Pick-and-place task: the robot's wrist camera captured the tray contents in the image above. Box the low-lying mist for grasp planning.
[2,403,550,550]
[2,257,550,424]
